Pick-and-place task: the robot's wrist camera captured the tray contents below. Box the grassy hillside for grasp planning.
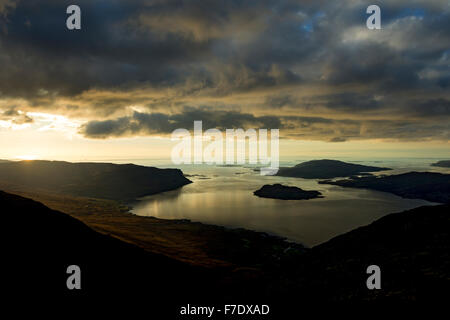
[1,190,205,301]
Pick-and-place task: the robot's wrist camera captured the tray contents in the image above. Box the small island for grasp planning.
[431,160,450,168]
[276,159,391,179]
[254,184,322,200]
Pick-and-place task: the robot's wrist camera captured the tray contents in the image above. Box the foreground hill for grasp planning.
[320,172,450,203]
[1,190,306,307]
[2,190,448,308]
[298,203,450,303]
[276,159,391,179]
[1,190,205,303]
[0,160,191,201]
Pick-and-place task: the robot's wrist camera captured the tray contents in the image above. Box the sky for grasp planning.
[0,0,449,161]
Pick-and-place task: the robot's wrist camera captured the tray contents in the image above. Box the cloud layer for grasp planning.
[0,0,449,141]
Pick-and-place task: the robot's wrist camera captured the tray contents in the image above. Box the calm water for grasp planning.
[124,158,447,247]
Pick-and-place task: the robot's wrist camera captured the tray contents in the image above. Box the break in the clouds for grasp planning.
[0,0,449,142]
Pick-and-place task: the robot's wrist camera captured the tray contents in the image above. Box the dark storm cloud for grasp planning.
[0,0,308,98]
[0,0,210,97]
[306,92,382,112]
[265,94,298,109]
[0,0,449,141]
[81,107,283,138]
[410,98,450,117]
[329,137,347,143]
[80,106,449,142]
[0,105,33,123]
[2,106,19,116]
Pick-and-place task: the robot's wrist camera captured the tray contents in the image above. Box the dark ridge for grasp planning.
[431,160,450,168]
[0,190,305,309]
[320,171,450,203]
[0,160,191,201]
[1,190,200,300]
[300,203,450,303]
[276,159,391,179]
[254,184,322,200]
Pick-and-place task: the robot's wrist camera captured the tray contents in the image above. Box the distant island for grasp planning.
[431,160,450,168]
[276,159,391,179]
[320,172,450,203]
[254,184,322,200]
[0,160,191,201]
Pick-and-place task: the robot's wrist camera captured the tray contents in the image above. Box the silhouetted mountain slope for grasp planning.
[0,190,290,309]
[320,172,450,203]
[1,190,203,302]
[0,160,191,201]
[3,191,448,310]
[276,159,390,179]
[432,160,450,168]
[298,203,450,303]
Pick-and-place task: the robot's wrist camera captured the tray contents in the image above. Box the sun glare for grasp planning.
[16,155,38,161]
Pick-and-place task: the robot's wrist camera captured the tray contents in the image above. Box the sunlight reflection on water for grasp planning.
[129,158,444,247]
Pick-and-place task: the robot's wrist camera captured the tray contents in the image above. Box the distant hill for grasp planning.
[276,159,391,179]
[0,159,11,163]
[320,172,450,203]
[431,160,450,168]
[0,160,191,201]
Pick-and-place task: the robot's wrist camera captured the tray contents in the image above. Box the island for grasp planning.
[0,160,191,201]
[319,171,450,203]
[431,160,450,168]
[276,159,391,179]
[254,183,322,200]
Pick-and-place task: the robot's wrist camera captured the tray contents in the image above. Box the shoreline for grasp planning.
[127,196,304,246]
[3,186,306,268]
